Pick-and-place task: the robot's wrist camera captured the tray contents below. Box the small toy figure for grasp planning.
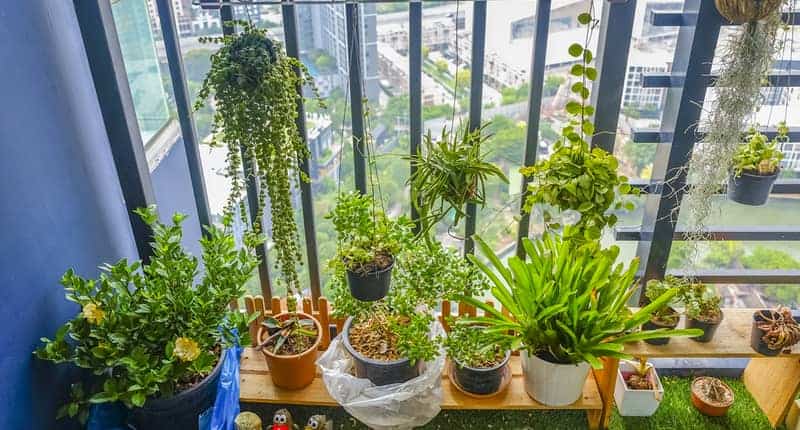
[304,414,333,430]
[270,408,295,430]
[234,411,262,430]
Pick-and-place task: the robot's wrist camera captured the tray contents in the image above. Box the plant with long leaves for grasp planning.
[405,122,507,242]
[195,21,322,292]
[459,233,701,368]
[256,315,317,355]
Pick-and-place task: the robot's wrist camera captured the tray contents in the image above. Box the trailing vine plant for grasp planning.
[680,9,783,256]
[195,21,322,292]
[521,10,638,242]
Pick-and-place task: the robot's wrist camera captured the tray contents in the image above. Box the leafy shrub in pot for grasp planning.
[35,207,257,428]
[683,283,723,343]
[728,124,785,206]
[459,233,701,406]
[444,324,510,396]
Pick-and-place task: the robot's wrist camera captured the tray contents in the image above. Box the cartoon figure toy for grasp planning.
[304,414,333,430]
[270,408,295,430]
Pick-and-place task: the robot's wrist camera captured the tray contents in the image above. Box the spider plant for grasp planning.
[406,122,507,242]
[459,232,701,368]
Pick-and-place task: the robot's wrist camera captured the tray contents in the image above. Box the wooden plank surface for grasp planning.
[623,309,800,357]
[743,356,800,427]
[240,348,602,410]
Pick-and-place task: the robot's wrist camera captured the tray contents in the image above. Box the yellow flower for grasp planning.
[174,337,200,362]
[82,303,105,324]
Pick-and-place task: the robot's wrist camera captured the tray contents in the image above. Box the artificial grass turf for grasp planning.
[243,377,780,429]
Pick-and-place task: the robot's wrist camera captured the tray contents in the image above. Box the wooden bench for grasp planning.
[239,296,604,429]
[592,309,800,429]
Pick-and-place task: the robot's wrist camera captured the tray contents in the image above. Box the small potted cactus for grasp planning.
[691,376,734,416]
[614,357,664,417]
[683,283,723,343]
[750,306,800,356]
[728,124,785,206]
[641,276,684,345]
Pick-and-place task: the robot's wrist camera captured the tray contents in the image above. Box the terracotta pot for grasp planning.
[257,312,321,390]
[691,377,734,417]
[714,0,782,24]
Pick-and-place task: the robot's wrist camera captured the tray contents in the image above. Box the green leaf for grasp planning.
[570,64,584,77]
[568,43,583,57]
[585,67,598,81]
[578,13,592,25]
[565,101,582,115]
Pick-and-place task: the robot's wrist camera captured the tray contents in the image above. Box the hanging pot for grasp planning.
[342,317,422,386]
[520,350,590,406]
[714,0,783,24]
[687,311,724,343]
[727,170,779,206]
[345,259,394,302]
[258,312,322,390]
[642,308,680,345]
[614,360,664,417]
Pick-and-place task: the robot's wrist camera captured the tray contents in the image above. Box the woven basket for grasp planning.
[714,0,783,24]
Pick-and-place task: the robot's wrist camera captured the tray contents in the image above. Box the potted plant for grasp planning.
[405,122,507,242]
[34,207,257,429]
[751,306,800,355]
[459,233,701,406]
[642,276,686,345]
[728,124,786,206]
[326,192,406,301]
[444,323,511,396]
[691,376,734,416]
[256,292,322,390]
[195,21,323,294]
[329,234,488,386]
[614,357,664,417]
[520,11,638,243]
[683,283,724,343]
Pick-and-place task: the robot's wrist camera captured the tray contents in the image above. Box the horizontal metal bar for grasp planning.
[648,11,800,27]
[617,226,800,241]
[667,269,800,284]
[629,179,800,195]
[632,127,800,143]
[642,72,800,88]
[196,0,417,8]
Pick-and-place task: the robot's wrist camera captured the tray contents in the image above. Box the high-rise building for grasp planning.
[145,0,194,37]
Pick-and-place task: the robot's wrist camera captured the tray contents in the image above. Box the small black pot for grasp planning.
[452,351,510,395]
[727,170,779,206]
[346,260,394,302]
[129,354,224,430]
[751,310,783,356]
[342,317,422,386]
[642,311,679,345]
[686,311,723,343]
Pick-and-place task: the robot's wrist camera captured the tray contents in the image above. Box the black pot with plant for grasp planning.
[642,277,684,345]
[342,317,423,386]
[750,307,800,356]
[728,125,785,206]
[445,324,510,395]
[683,283,723,343]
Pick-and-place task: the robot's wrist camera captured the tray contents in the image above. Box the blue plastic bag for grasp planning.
[208,330,244,430]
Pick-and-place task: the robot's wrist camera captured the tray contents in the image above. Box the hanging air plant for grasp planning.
[195,21,322,291]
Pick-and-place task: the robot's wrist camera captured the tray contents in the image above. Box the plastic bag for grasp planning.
[208,331,244,430]
[317,321,445,430]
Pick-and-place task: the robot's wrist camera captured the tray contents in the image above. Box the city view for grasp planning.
[114,0,800,308]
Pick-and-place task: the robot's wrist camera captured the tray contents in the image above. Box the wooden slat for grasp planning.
[458,301,476,318]
[623,309,800,357]
[744,357,800,427]
[441,301,452,332]
[318,297,331,349]
[240,348,602,410]
[302,297,313,315]
[244,296,259,346]
[270,297,282,315]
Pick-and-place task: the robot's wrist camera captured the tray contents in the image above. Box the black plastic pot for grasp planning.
[452,351,510,395]
[346,260,393,302]
[342,317,422,386]
[129,354,223,430]
[642,310,679,345]
[751,310,784,356]
[687,311,723,343]
[727,170,779,206]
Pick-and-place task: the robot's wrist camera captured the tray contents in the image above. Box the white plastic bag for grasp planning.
[317,321,445,430]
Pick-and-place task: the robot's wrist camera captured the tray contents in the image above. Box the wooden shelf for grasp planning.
[239,348,602,411]
[623,308,800,358]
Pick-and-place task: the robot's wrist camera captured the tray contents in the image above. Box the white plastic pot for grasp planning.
[520,350,590,406]
[614,360,664,417]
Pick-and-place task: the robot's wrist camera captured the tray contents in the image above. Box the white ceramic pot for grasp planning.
[520,350,590,406]
[614,360,664,417]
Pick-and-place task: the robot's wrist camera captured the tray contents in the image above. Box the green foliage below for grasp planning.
[461,234,701,368]
[732,124,786,176]
[444,324,505,369]
[35,207,257,422]
[195,21,321,292]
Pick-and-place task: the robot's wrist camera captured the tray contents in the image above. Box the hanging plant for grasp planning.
[715,0,783,24]
[680,10,783,249]
[195,21,322,291]
[728,123,786,205]
[520,11,638,242]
